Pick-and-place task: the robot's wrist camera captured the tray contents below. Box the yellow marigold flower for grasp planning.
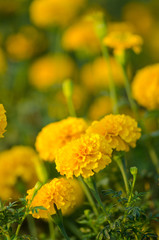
[62,15,101,54]
[0,104,7,138]
[55,134,112,178]
[103,31,143,55]
[30,0,86,28]
[29,54,75,90]
[87,114,141,152]
[88,96,113,120]
[35,117,88,162]
[27,178,84,218]
[6,26,47,61]
[81,57,124,92]
[132,64,159,110]
[0,146,38,201]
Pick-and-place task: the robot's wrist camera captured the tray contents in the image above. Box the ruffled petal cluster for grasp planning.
[55,134,112,178]
[103,31,143,55]
[27,178,84,218]
[132,64,159,110]
[35,117,88,162]
[0,104,7,138]
[87,114,141,152]
[0,146,38,201]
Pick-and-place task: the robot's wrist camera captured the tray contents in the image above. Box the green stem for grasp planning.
[127,174,136,206]
[52,205,70,240]
[147,142,159,175]
[66,97,76,117]
[14,212,27,240]
[78,176,99,216]
[117,59,138,118]
[102,46,119,114]
[48,219,55,240]
[114,156,129,194]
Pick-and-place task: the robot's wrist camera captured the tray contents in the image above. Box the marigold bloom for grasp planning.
[132,64,159,110]
[0,104,7,138]
[62,16,101,54]
[0,146,38,201]
[81,57,124,92]
[27,178,84,218]
[30,0,86,28]
[35,117,88,162]
[55,134,112,178]
[29,54,75,90]
[87,114,141,152]
[103,31,143,55]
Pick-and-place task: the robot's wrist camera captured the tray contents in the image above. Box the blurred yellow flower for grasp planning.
[29,54,75,90]
[0,0,20,15]
[0,104,7,138]
[122,2,154,36]
[0,49,7,74]
[55,134,112,178]
[35,117,88,162]
[87,114,141,152]
[62,15,101,54]
[103,31,143,55]
[81,57,124,92]
[27,177,84,218]
[88,96,113,120]
[132,64,159,110]
[6,26,47,61]
[0,146,38,201]
[30,0,86,28]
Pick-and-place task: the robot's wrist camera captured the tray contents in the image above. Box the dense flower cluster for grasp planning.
[0,104,7,138]
[35,117,88,161]
[29,54,75,90]
[87,114,141,152]
[27,178,84,218]
[55,134,112,178]
[103,31,143,55]
[30,0,86,28]
[0,146,38,201]
[132,64,159,110]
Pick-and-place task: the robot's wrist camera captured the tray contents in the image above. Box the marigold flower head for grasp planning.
[27,178,84,218]
[55,134,112,179]
[103,31,143,55]
[0,146,38,201]
[30,0,86,28]
[29,54,75,90]
[0,104,7,138]
[132,64,159,110]
[87,114,141,152]
[81,57,124,92]
[35,117,88,162]
[62,16,101,54]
